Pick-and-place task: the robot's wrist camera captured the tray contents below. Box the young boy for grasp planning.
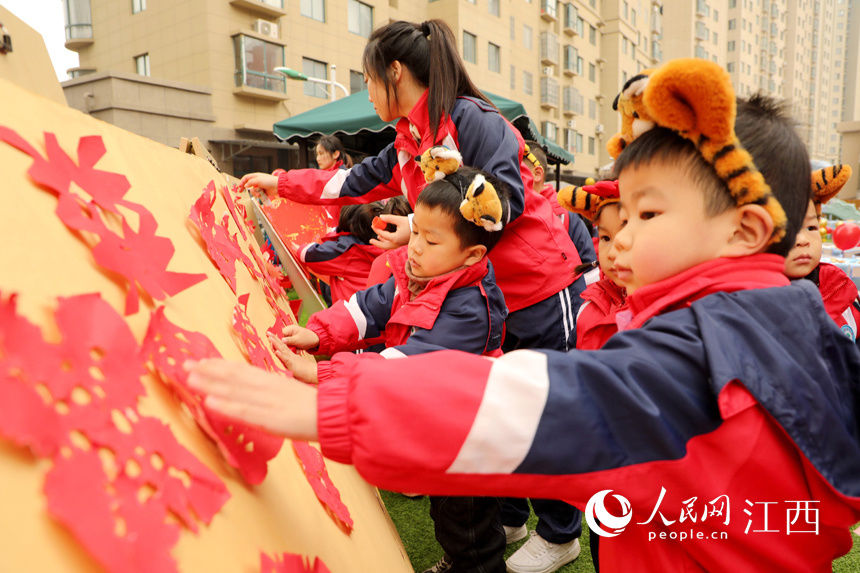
[784,165,860,342]
[559,179,628,354]
[274,167,509,573]
[188,60,860,572]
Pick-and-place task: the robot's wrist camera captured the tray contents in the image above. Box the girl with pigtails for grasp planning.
[240,19,586,573]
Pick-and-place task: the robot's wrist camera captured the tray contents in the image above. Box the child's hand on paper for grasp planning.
[267,332,318,384]
[280,324,320,351]
[239,172,279,200]
[185,358,318,440]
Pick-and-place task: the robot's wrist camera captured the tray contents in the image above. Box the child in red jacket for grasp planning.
[272,167,510,573]
[300,196,411,303]
[559,180,629,355]
[784,164,859,341]
[190,61,860,572]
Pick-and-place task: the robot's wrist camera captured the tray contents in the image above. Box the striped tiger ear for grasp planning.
[558,180,619,222]
[639,58,787,245]
[812,164,852,215]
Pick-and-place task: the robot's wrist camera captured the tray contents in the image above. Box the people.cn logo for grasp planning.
[585,490,633,537]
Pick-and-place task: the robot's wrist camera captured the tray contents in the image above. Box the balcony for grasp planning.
[65,24,93,49]
[63,0,93,49]
[541,0,558,22]
[540,32,560,65]
[540,77,559,109]
[229,0,286,18]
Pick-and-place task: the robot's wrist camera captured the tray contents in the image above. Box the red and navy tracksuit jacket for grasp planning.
[274,90,579,313]
[814,262,860,342]
[538,184,596,266]
[314,254,860,572]
[308,246,507,361]
[298,231,384,304]
[575,277,627,350]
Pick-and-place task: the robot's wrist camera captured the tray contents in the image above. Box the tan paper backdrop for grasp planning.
[0,78,412,573]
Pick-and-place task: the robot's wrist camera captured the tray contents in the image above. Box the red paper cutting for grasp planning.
[189,181,256,293]
[232,294,290,376]
[260,552,331,573]
[292,441,353,533]
[141,306,284,484]
[0,292,230,572]
[0,128,206,314]
[262,197,335,257]
[220,183,249,241]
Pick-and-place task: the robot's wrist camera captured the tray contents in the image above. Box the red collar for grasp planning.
[618,254,789,330]
[386,246,489,329]
[582,278,627,312]
[395,89,451,154]
[325,159,344,171]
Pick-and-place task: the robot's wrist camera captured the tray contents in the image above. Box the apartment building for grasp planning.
[59,0,856,180]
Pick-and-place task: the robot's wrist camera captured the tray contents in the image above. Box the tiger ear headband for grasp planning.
[418,146,506,232]
[811,164,852,216]
[608,58,788,245]
[558,180,620,222]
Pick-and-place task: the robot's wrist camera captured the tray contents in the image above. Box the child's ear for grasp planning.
[463,244,487,266]
[723,204,774,256]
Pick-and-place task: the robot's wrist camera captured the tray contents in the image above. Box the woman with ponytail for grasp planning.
[239,21,585,572]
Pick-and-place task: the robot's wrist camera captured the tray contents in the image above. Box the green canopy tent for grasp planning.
[273,90,574,177]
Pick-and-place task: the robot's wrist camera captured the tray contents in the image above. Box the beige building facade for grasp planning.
[59,0,857,187]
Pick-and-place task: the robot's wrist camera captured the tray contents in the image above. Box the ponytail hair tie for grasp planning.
[420,21,432,38]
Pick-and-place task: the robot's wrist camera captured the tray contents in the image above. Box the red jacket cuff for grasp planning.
[277,171,288,199]
[316,359,353,464]
[306,319,333,355]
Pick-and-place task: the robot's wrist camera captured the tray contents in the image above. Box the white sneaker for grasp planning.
[505,531,580,573]
[504,524,528,544]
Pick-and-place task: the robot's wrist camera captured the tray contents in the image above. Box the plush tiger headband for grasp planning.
[416,146,506,232]
[607,58,787,245]
[811,164,852,216]
[558,180,620,222]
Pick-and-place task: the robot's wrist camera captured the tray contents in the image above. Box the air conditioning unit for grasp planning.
[567,119,576,128]
[595,123,605,135]
[542,66,553,75]
[253,19,280,39]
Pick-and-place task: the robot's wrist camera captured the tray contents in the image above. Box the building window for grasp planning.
[350,69,365,93]
[489,0,500,17]
[631,8,636,26]
[564,45,578,72]
[589,63,596,82]
[523,25,533,50]
[348,0,373,38]
[728,19,735,30]
[301,0,325,21]
[302,57,328,97]
[713,9,718,21]
[134,53,150,76]
[233,155,273,179]
[68,68,96,78]
[542,121,558,143]
[541,0,558,19]
[510,65,516,90]
[589,25,596,45]
[588,136,595,155]
[576,132,583,153]
[510,16,515,40]
[564,3,577,30]
[623,37,628,55]
[589,98,596,119]
[64,0,93,41]
[132,0,146,14]
[463,31,477,63]
[728,40,735,51]
[488,42,501,72]
[622,0,628,20]
[727,62,735,72]
[523,70,533,95]
[234,35,285,91]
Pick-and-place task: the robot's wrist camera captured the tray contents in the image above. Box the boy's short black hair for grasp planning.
[338,203,383,244]
[416,167,509,251]
[612,94,809,257]
[525,140,547,171]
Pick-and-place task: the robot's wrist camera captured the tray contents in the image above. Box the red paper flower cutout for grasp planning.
[0,128,206,315]
[260,552,331,573]
[0,292,229,573]
[220,183,249,241]
[292,441,354,533]
[141,306,283,484]
[189,181,256,293]
[232,294,289,376]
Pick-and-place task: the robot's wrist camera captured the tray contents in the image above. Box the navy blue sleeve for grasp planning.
[452,99,527,222]
[390,287,493,357]
[304,236,360,263]
[567,215,596,264]
[352,277,397,339]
